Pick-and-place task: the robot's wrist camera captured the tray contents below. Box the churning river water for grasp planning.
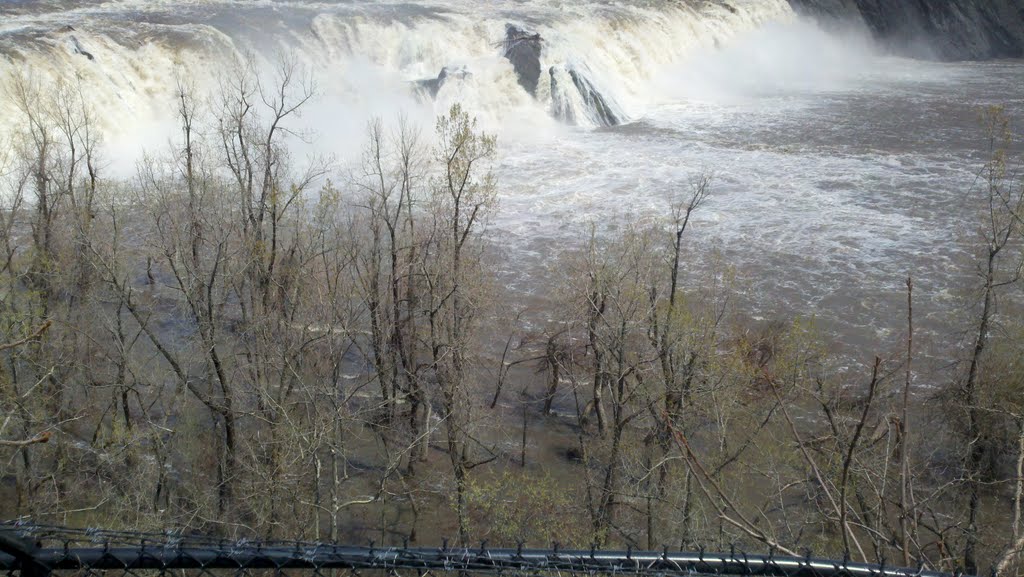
[3,0,1023,373]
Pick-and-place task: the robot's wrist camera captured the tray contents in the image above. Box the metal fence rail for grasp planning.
[0,524,969,577]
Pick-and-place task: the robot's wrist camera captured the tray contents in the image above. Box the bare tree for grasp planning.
[959,106,1024,575]
[421,103,497,544]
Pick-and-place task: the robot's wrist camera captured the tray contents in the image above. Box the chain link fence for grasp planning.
[0,524,968,577]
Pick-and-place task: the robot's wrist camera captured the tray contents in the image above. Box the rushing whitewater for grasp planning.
[0,0,793,140]
[2,0,1024,366]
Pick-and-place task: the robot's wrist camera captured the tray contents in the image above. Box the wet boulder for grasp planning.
[549,63,621,127]
[567,66,619,126]
[69,35,94,60]
[502,24,542,97]
[414,66,471,99]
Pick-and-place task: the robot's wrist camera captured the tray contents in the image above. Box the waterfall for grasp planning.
[0,0,795,153]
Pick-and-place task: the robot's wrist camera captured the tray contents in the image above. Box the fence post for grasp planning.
[0,528,51,577]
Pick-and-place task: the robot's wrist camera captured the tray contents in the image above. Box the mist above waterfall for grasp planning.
[654,19,878,104]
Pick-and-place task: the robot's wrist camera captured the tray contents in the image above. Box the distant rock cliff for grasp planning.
[788,0,1024,59]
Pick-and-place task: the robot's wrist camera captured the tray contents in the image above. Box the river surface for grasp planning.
[495,53,1024,373]
[2,0,1023,374]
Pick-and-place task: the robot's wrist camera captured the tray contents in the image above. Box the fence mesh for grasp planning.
[0,523,967,577]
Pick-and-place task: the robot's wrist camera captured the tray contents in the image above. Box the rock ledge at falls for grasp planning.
[789,0,1024,60]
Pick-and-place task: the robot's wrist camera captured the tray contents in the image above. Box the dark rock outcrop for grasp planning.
[549,66,575,125]
[69,35,94,60]
[550,63,621,127]
[567,67,619,127]
[502,24,542,97]
[788,0,1024,60]
[414,66,471,98]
